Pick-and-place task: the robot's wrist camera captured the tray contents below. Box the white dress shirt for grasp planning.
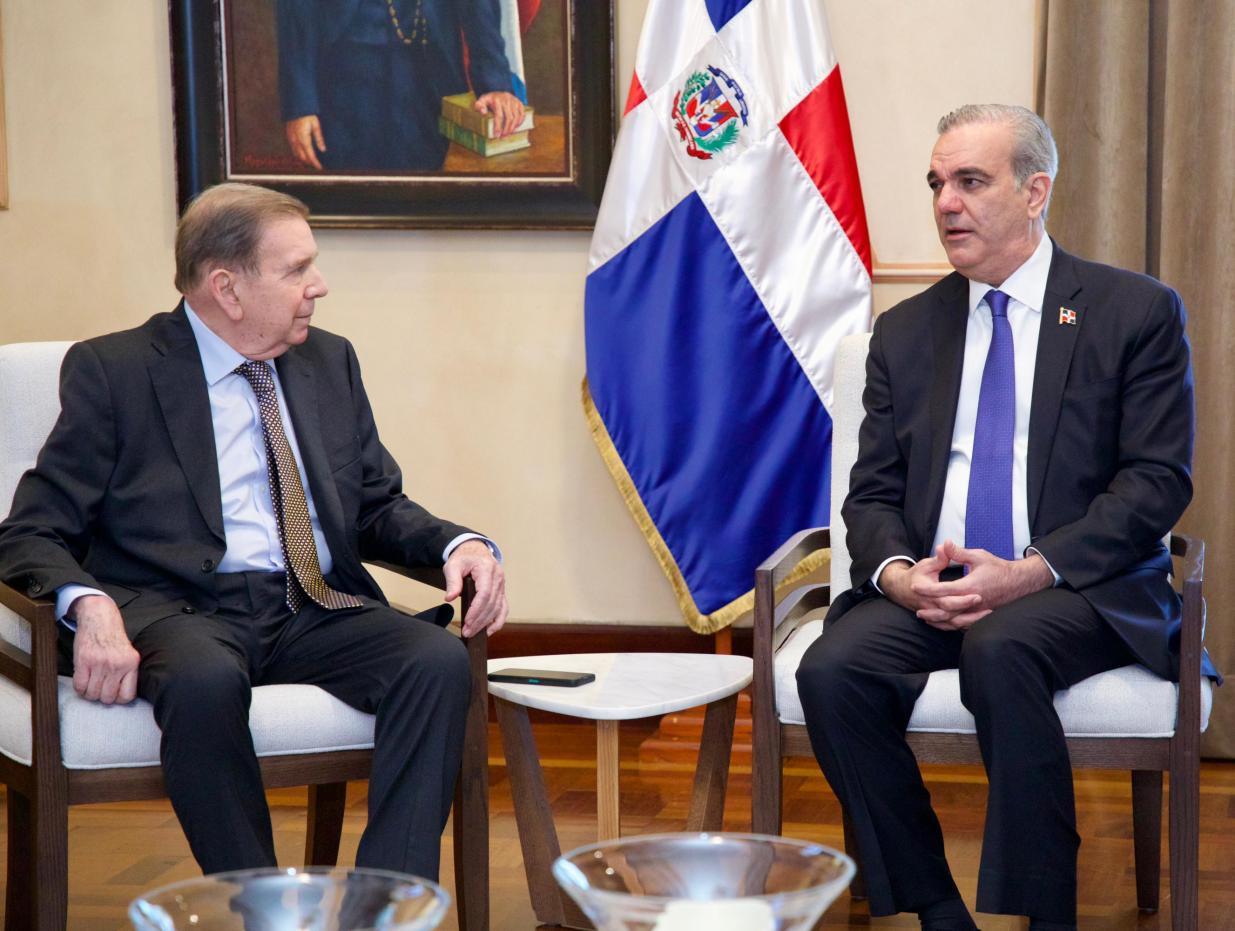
[57,304,494,622]
[185,303,338,575]
[932,235,1052,557]
[874,235,1059,587]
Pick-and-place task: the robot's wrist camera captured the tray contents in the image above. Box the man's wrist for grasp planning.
[443,533,501,563]
[1024,545,1062,586]
[69,593,120,624]
[872,555,915,594]
[1018,552,1056,595]
[56,583,107,630]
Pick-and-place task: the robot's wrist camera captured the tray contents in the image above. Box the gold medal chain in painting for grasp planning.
[385,0,427,46]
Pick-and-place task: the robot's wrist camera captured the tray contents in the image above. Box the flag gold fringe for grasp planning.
[582,378,829,634]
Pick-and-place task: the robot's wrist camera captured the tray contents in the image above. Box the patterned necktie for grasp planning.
[234,361,363,612]
[964,289,1016,560]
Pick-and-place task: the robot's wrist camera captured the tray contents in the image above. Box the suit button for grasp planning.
[181,606,196,614]
[201,559,215,573]
[28,581,43,595]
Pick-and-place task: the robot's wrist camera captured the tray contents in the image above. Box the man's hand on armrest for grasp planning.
[443,539,508,639]
[910,541,1055,631]
[67,594,139,705]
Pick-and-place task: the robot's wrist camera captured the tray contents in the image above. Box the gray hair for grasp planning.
[937,104,1058,213]
[175,183,309,292]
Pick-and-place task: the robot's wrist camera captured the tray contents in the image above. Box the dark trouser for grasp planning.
[131,572,470,880]
[796,588,1132,924]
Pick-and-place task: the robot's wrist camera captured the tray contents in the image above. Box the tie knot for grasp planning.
[235,360,275,398]
[986,289,1010,319]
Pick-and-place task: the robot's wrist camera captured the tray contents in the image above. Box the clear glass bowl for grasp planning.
[128,866,449,930]
[552,832,855,931]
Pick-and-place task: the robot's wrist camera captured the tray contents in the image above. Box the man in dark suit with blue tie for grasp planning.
[795,105,1213,930]
[277,0,526,171]
[0,182,508,879]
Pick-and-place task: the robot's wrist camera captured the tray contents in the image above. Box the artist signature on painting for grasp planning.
[237,154,302,171]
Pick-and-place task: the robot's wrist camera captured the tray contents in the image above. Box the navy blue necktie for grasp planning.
[965,289,1015,560]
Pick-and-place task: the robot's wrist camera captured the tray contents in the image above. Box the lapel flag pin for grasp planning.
[1059,307,1077,326]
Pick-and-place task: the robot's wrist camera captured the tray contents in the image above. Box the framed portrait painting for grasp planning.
[170,0,615,229]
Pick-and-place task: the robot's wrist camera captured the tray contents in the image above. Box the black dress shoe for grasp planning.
[918,897,979,931]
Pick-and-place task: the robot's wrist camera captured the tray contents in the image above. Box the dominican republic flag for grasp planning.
[583,0,872,633]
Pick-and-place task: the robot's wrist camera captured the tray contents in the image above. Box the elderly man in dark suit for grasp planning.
[0,182,507,880]
[277,0,526,171]
[795,105,1214,931]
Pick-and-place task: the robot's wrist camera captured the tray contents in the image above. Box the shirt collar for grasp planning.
[183,302,260,387]
[966,234,1054,316]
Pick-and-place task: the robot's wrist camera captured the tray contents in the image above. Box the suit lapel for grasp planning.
[922,275,969,545]
[275,350,349,563]
[1027,245,1084,528]
[149,307,225,543]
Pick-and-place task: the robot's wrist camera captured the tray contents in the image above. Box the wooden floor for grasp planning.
[4,714,1235,929]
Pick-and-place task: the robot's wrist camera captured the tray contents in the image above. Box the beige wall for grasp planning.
[0,0,1034,626]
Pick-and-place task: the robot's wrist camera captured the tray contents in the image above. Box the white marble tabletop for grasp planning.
[486,652,753,720]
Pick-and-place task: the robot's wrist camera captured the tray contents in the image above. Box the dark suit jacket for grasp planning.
[828,243,1217,682]
[277,0,513,122]
[0,306,470,639]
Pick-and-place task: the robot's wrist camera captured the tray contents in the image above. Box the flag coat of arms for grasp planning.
[583,0,872,633]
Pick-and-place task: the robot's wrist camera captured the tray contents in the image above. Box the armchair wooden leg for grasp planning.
[750,716,782,837]
[453,629,490,931]
[1130,769,1162,913]
[1169,750,1200,930]
[304,782,348,867]
[6,783,69,931]
[6,788,35,931]
[685,692,738,832]
[841,808,867,902]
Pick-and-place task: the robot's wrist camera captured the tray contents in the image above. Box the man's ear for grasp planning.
[1025,172,1052,220]
[207,267,244,322]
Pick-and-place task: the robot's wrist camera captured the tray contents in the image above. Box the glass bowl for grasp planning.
[552,831,855,930]
[128,866,449,930]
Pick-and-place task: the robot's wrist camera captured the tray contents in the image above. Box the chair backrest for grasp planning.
[829,332,871,599]
[0,342,74,516]
[0,341,75,650]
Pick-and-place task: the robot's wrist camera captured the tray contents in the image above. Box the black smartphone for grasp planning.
[487,668,596,687]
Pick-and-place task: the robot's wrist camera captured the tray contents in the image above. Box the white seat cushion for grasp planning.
[0,675,375,770]
[775,618,1212,738]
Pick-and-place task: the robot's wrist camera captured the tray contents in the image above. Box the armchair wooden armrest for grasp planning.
[0,580,66,798]
[751,526,830,835]
[0,583,46,691]
[1167,531,1204,926]
[755,527,831,590]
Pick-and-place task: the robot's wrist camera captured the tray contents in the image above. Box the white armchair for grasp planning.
[752,332,1211,929]
[0,341,490,931]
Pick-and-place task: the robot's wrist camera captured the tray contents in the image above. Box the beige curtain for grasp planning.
[1039,0,1235,755]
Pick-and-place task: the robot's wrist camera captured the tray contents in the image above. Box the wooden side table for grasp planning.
[488,652,753,929]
